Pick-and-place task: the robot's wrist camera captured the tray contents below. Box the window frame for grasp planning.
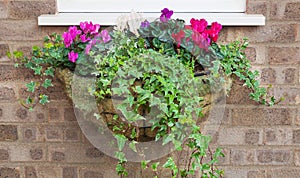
[38,0,265,26]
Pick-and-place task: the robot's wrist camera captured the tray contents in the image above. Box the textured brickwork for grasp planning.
[0,0,299,177]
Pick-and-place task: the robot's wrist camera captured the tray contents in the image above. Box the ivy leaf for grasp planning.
[44,67,55,77]
[25,96,33,104]
[32,66,43,75]
[151,162,160,171]
[26,81,36,93]
[114,134,127,151]
[39,94,49,105]
[129,141,137,152]
[141,160,150,169]
[42,79,53,89]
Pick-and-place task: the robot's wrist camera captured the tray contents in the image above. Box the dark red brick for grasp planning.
[269,47,300,65]
[0,167,20,178]
[0,125,18,141]
[284,3,300,20]
[232,108,293,126]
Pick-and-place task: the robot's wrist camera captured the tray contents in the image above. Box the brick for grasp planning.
[293,130,300,144]
[0,65,37,81]
[247,170,267,178]
[226,81,258,105]
[230,149,255,165]
[245,47,256,63]
[49,107,60,121]
[83,171,103,178]
[246,1,267,17]
[268,47,300,65]
[14,106,48,123]
[272,87,300,105]
[227,24,297,43]
[63,167,77,178]
[232,108,293,126]
[0,20,42,41]
[25,167,37,178]
[0,167,20,178]
[10,146,45,162]
[8,1,55,19]
[284,3,300,20]
[297,109,300,125]
[64,108,77,121]
[260,67,298,85]
[35,167,62,178]
[86,147,104,158]
[30,148,43,160]
[0,87,15,101]
[16,107,28,120]
[52,151,65,162]
[263,128,292,145]
[48,144,109,163]
[0,2,8,19]
[218,128,262,145]
[245,129,260,145]
[0,149,9,160]
[45,127,63,141]
[64,127,80,141]
[267,169,300,178]
[0,125,18,141]
[257,150,291,165]
[0,44,9,62]
[260,68,276,84]
[0,104,48,123]
[270,3,278,19]
[21,127,37,142]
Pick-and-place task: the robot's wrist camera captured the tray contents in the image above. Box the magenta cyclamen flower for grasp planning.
[90,24,100,35]
[68,26,81,39]
[160,8,173,22]
[80,21,90,34]
[62,32,73,48]
[190,18,208,33]
[80,21,100,35]
[140,20,150,28]
[68,51,78,63]
[80,34,91,43]
[101,30,111,43]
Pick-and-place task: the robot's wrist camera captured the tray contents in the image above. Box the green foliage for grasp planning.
[9,12,282,178]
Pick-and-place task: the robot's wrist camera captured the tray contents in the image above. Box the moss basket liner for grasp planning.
[56,67,222,142]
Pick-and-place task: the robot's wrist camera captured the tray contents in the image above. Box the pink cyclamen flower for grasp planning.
[208,22,222,42]
[101,30,111,43]
[211,22,222,33]
[68,51,78,63]
[80,21,90,34]
[140,20,150,28]
[68,26,82,40]
[172,30,185,47]
[80,34,91,43]
[190,18,208,33]
[160,8,173,22]
[90,24,100,35]
[62,32,73,48]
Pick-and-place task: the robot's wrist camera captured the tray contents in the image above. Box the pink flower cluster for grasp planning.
[62,21,111,63]
[189,18,222,44]
[172,18,222,50]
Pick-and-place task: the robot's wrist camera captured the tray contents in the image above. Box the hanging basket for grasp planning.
[56,67,229,141]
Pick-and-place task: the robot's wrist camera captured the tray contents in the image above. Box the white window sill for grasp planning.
[38,13,265,26]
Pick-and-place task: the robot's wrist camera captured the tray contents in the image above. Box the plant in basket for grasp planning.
[9,8,282,178]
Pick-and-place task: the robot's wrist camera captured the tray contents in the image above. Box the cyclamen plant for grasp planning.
[10,8,282,178]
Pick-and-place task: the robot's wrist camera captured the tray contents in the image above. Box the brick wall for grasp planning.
[0,0,299,177]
